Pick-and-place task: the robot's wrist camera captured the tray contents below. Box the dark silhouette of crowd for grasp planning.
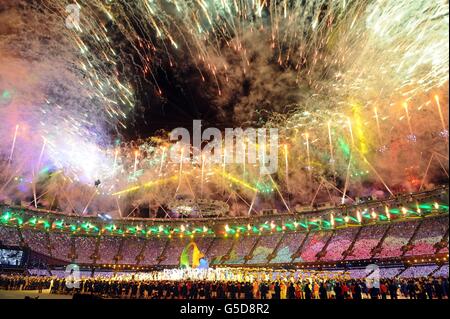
[0,273,448,300]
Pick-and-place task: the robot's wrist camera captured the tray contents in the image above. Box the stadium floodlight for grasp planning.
[98,213,112,221]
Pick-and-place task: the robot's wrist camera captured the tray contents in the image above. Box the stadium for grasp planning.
[0,0,449,301]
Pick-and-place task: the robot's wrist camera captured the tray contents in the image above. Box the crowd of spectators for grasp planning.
[346,225,390,260]
[378,267,404,278]
[326,264,447,279]
[247,234,282,264]
[207,237,234,265]
[120,238,145,264]
[97,236,121,264]
[141,238,166,265]
[49,232,72,261]
[73,236,96,264]
[376,221,417,258]
[438,236,449,254]
[160,238,190,266]
[406,218,448,256]
[0,273,448,300]
[400,265,438,278]
[22,263,450,281]
[300,232,332,262]
[21,229,50,256]
[323,228,359,261]
[193,237,214,258]
[0,226,21,246]
[49,269,92,278]
[346,268,372,279]
[271,232,307,263]
[227,236,258,264]
[0,215,448,267]
[434,264,449,277]
[28,268,50,277]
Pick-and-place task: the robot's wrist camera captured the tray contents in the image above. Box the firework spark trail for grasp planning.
[0,0,448,216]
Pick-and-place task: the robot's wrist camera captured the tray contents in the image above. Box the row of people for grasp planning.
[1,273,448,299]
